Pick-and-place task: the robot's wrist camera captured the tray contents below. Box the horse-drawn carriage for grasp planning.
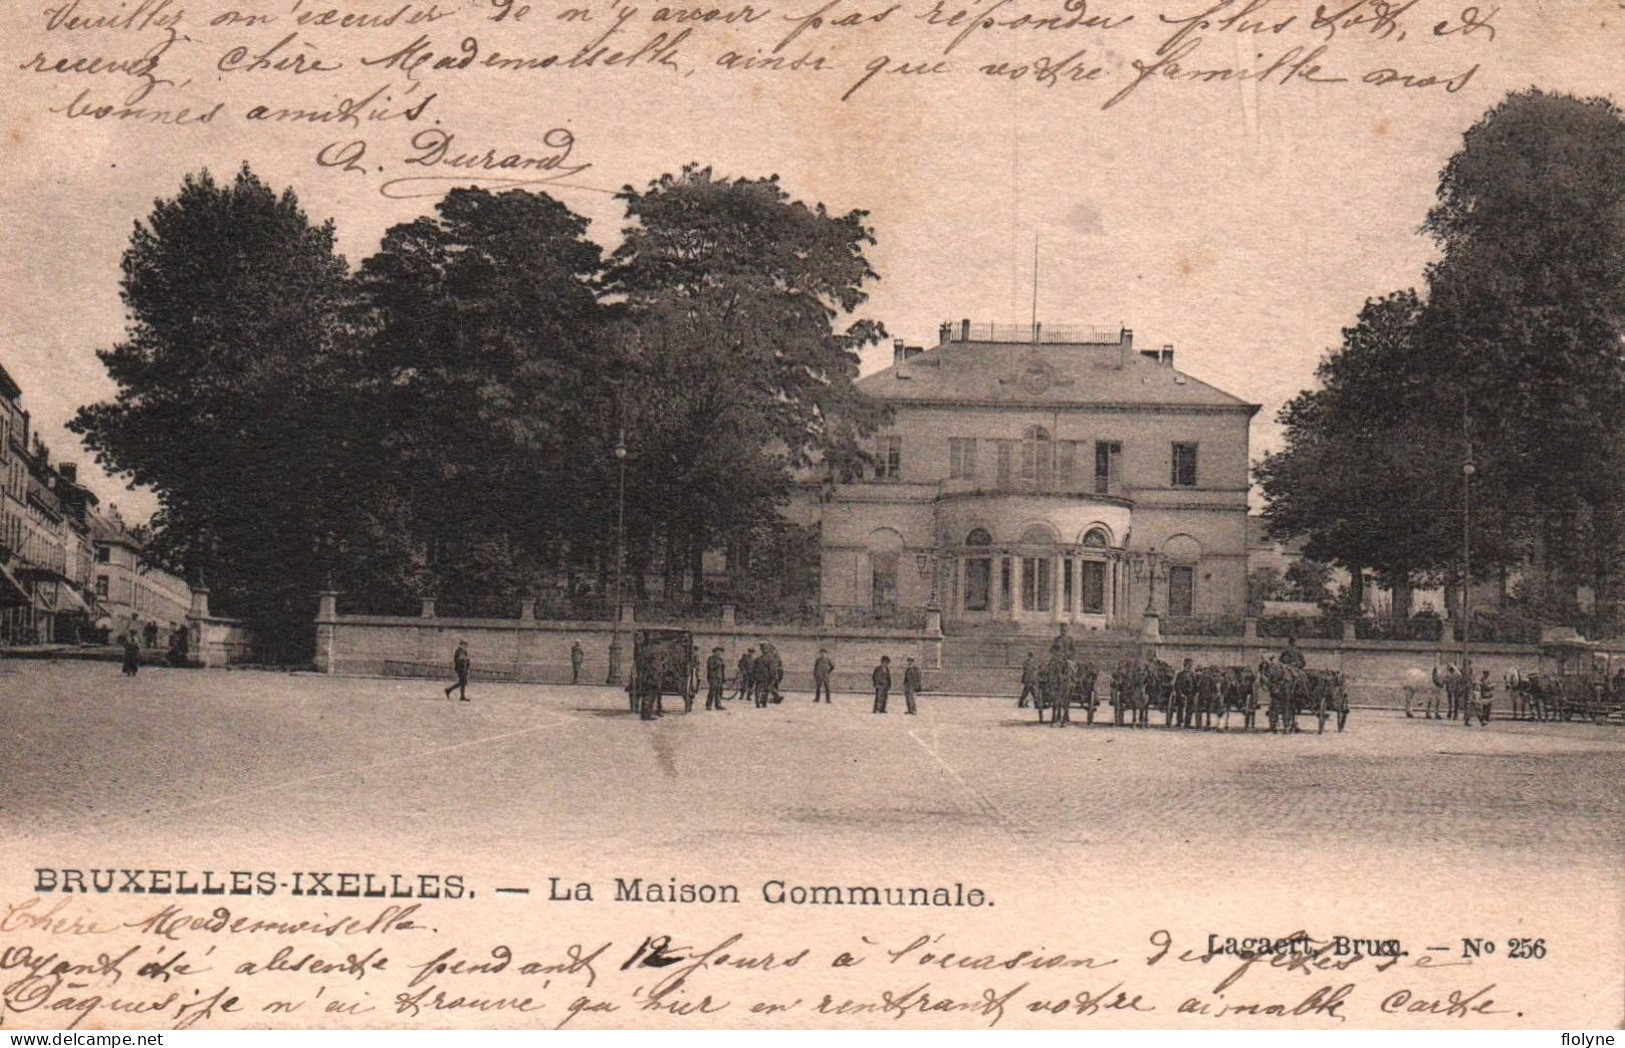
[1507,668,1624,723]
[1257,659,1348,734]
[1033,654,1100,725]
[626,628,697,720]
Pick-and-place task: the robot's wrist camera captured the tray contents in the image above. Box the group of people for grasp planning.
[119,622,190,676]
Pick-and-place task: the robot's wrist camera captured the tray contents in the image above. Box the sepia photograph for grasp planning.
[0,0,1621,1032]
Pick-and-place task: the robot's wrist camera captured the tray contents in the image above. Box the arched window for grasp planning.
[963,529,992,612]
[1083,528,1110,549]
[1020,524,1056,545]
[1020,425,1053,485]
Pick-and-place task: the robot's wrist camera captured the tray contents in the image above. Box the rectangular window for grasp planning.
[1021,557,1051,612]
[949,438,979,480]
[96,547,110,563]
[1095,441,1121,494]
[875,436,902,480]
[996,441,1013,489]
[964,558,991,611]
[1168,565,1195,616]
[95,575,108,598]
[1063,558,1074,612]
[999,558,1012,611]
[1082,561,1106,613]
[1172,442,1198,487]
[1057,441,1076,487]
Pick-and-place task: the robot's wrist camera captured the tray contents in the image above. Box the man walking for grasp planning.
[121,629,141,678]
[1017,651,1038,708]
[903,656,922,715]
[570,640,584,684]
[812,648,834,703]
[445,640,471,702]
[706,647,727,711]
[872,655,892,714]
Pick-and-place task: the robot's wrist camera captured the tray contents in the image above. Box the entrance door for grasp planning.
[1167,565,1194,617]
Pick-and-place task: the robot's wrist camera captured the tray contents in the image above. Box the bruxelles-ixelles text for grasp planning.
[30,869,993,907]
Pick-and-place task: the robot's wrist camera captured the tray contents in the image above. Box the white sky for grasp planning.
[1,1,1615,522]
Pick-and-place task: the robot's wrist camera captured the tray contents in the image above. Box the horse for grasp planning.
[1218,665,1260,731]
[1308,669,1349,733]
[1401,667,1430,718]
[1037,653,1073,726]
[1074,659,1100,725]
[1111,660,1150,728]
[1258,657,1312,733]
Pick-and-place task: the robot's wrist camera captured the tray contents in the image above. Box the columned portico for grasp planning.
[941,496,1134,633]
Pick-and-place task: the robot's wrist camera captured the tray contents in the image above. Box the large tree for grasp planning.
[1420,88,1625,626]
[1256,290,1527,618]
[603,165,890,602]
[350,187,608,602]
[71,165,359,655]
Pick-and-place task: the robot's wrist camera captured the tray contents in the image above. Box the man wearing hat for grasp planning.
[706,646,727,710]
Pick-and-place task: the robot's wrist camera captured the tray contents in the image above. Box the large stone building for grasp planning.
[90,506,194,644]
[817,321,1258,636]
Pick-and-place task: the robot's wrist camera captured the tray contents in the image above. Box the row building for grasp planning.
[0,361,192,646]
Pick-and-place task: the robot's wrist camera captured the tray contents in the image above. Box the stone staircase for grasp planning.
[932,630,1147,696]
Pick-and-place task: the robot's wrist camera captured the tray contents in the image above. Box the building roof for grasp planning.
[89,509,140,548]
[857,325,1258,413]
[0,360,20,403]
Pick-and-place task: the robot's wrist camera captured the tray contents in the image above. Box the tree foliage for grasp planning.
[1259,89,1625,628]
[70,166,356,654]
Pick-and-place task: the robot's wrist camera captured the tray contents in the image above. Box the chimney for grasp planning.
[960,318,971,341]
[1161,345,1174,367]
[58,463,77,483]
[893,338,906,365]
[939,321,952,344]
[1118,328,1133,369]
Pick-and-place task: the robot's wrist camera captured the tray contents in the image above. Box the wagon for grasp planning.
[626,628,697,720]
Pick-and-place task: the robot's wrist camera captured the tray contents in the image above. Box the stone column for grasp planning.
[420,597,436,619]
[314,590,339,673]
[519,598,537,621]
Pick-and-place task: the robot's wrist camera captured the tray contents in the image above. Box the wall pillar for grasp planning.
[314,590,339,673]
[420,597,436,619]
[520,598,536,621]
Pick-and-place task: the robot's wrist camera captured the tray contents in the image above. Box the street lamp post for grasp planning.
[1461,446,1475,684]
[605,430,628,686]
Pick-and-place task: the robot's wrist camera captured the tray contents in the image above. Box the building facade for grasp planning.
[0,362,101,643]
[818,321,1258,636]
[91,508,194,645]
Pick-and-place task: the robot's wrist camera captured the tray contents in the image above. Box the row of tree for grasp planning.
[71,165,891,656]
[1256,89,1625,631]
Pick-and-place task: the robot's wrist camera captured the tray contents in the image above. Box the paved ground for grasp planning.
[1,660,1620,1026]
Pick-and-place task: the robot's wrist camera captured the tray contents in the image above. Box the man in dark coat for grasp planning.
[570,641,584,684]
[1017,652,1039,708]
[903,656,922,715]
[753,643,778,707]
[1050,623,1077,660]
[812,649,834,703]
[1280,636,1306,669]
[706,647,726,710]
[121,630,141,677]
[444,640,471,702]
[1173,658,1198,728]
[872,656,892,714]
[736,648,756,705]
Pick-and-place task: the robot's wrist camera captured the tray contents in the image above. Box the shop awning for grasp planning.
[56,585,93,616]
[0,561,27,608]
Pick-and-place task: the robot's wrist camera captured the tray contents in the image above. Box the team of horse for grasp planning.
[1028,654,1347,734]
[1504,670,1625,723]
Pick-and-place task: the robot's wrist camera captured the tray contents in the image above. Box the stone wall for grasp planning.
[314,598,942,692]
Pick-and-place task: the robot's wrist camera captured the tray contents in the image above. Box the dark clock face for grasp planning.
[1019,362,1055,395]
